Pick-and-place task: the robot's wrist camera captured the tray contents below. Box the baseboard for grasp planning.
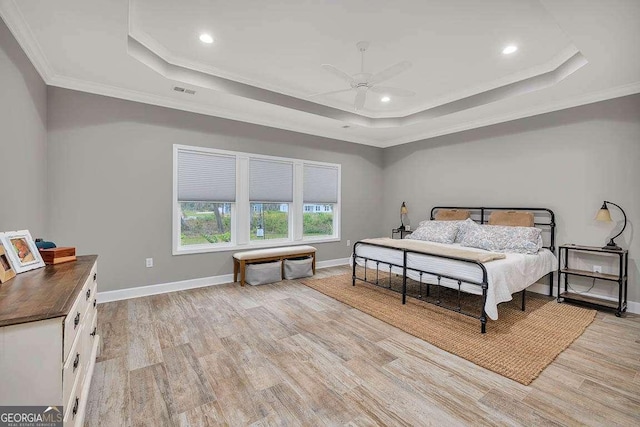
[97,257,350,304]
[527,282,639,314]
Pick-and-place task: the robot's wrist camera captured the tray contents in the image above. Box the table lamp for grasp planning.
[595,201,627,250]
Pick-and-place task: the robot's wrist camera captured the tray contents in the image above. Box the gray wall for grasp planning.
[0,17,47,235]
[47,88,384,292]
[383,94,640,303]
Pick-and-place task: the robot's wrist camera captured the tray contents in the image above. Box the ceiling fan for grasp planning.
[313,41,415,111]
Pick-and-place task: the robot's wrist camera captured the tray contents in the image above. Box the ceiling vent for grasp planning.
[173,86,196,95]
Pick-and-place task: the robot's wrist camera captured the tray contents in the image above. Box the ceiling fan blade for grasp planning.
[369,60,412,85]
[369,86,416,97]
[354,88,367,110]
[321,64,355,84]
[309,88,354,98]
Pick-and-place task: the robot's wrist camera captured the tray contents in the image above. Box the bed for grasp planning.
[351,207,558,333]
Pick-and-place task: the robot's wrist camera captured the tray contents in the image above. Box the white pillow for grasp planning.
[459,223,543,254]
[406,221,460,244]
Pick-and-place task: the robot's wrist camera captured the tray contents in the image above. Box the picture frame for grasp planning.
[0,230,45,274]
[0,243,16,283]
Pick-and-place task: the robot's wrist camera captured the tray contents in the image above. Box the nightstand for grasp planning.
[558,244,628,316]
[392,228,413,239]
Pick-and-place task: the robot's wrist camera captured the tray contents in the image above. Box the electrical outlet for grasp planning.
[146,258,153,268]
[593,265,602,273]
[347,239,351,246]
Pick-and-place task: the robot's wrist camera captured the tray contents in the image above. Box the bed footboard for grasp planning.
[352,240,490,333]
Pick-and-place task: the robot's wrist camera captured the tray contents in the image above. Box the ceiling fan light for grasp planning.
[199,33,214,44]
[381,96,391,103]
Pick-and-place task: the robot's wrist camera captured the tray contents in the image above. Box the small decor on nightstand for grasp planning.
[558,244,628,317]
[398,202,410,231]
[595,200,627,251]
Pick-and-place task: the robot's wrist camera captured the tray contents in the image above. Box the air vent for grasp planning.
[173,86,196,95]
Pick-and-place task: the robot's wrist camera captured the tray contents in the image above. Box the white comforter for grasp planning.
[352,240,557,320]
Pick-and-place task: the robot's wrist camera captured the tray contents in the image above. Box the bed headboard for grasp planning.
[430,206,556,253]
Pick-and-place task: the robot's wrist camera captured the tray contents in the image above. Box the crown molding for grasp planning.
[48,74,382,147]
[0,0,55,81]
[381,81,640,147]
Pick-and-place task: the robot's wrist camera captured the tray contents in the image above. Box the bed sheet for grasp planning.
[352,240,557,320]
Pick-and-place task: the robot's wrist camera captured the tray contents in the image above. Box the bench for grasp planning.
[233,245,317,286]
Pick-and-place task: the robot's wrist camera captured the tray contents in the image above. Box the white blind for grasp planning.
[177,150,236,202]
[304,164,339,203]
[249,159,293,202]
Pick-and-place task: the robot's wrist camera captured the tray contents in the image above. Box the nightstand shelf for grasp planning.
[557,244,628,316]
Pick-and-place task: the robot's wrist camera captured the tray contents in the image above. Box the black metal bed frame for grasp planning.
[351,207,556,333]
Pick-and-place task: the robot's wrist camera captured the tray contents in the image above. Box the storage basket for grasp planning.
[245,260,282,286]
[284,256,314,280]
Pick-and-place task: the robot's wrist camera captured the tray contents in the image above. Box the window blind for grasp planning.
[303,164,339,203]
[249,159,293,202]
[177,150,236,202]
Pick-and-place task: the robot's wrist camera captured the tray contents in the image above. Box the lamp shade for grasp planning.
[595,202,612,222]
[400,202,408,215]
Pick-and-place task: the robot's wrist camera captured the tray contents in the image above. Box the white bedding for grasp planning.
[352,240,557,320]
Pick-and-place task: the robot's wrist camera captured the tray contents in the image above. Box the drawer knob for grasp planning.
[90,327,97,337]
[72,397,79,418]
[93,273,97,282]
[73,352,80,372]
[86,288,91,300]
[74,312,80,329]
[93,299,97,308]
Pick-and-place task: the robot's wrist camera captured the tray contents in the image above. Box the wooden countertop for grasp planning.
[0,255,97,327]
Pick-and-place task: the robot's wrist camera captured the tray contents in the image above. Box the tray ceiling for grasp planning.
[1,0,639,147]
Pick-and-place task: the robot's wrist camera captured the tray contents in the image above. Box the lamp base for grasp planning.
[602,239,623,251]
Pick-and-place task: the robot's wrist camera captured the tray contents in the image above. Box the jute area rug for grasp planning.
[301,272,596,385]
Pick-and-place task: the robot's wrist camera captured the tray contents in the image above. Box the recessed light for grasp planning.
[381,96,391,103]
[199,33,214,44]
[502,45,518,55]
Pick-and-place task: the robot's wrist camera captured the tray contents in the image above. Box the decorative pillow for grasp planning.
[406,220,460,244]
[488,211,534,227]
[455,218,479,243]
[434,209,471,221]
[460,224,543,254]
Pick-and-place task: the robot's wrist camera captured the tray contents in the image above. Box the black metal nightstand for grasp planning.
[558,244,628,316]
[391,228,413,239]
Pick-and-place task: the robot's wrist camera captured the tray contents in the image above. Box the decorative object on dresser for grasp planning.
[0,230,45,273]
[0,244,16,283]
[0,255,99,426]
[595,201,627,250]
[40,247,77,265]
[398,201,410,231]
[558,244,628,316]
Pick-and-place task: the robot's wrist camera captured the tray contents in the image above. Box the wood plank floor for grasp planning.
[85,266,640,426]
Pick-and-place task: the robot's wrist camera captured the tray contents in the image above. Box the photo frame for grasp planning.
[0,243,16,283]
[0,230,45,274]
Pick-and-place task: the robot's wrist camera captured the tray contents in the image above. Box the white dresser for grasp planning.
[0,256,99,426]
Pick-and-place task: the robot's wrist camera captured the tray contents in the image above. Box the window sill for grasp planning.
[173,236,341,255]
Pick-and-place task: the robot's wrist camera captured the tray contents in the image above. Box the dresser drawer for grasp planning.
[63,293,84,362]
[62,323,84,413]
[63,369,83,427]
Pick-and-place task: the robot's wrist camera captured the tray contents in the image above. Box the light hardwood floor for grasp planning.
[85,266,640,426]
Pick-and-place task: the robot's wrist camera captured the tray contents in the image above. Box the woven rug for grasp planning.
[300,272,596,385]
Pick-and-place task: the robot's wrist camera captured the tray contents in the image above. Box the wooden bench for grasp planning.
[233,245,317,286]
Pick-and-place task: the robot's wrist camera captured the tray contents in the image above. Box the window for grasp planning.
[303,164,339,239]
[173,145,340,254]
[176,150,235,251]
